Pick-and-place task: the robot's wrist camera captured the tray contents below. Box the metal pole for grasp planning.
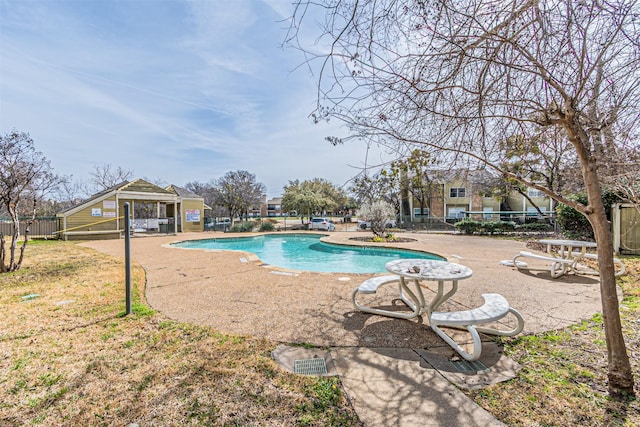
[124,203,132,315]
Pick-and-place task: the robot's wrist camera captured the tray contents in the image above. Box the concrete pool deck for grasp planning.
[82,231,610,426]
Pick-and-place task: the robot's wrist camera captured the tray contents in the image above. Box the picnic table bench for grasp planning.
[351,260,525,361]
[430,293,524,361]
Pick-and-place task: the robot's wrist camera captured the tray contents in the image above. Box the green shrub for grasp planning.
[496,221,517,232]
[475,221,516,234]
[556,194,592,239]
[516,222,553,232]
[229,221,255,232]
[480,221,497,234]
[556,191,620,240]
[480,221,516,234]
[454,220,482,234]
[455,219,517,234]
[259,222,275,232]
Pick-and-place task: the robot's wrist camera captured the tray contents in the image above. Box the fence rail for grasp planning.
[398,217,456,231]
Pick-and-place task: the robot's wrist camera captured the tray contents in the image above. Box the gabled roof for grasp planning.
[122,178,174,195]
[165,184,202,199]
[57,178,177,217]
[57,180,130,214]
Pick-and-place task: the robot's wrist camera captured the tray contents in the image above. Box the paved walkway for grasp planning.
[82,231,608,426]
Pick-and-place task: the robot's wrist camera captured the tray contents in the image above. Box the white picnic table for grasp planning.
[539,239,597,257]
[384,259,473,319]
[511,238,624,278]
[351,259,524,361]
[511,239,597,278]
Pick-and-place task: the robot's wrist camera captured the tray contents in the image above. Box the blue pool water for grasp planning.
[172,233,443,273]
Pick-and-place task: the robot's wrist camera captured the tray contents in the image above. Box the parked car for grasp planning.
[215,217,232,226]
[205,217,232,231]
[309,217,336,231]
[358,219,397,230]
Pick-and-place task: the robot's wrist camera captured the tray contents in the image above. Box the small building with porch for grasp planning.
[165,184,206,232]
[56,179,206,240]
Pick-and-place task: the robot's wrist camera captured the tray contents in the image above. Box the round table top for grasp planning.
[385,259,473,281]
[539,239,597,248]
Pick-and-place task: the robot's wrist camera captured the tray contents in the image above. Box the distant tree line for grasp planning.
[185,170,266,223]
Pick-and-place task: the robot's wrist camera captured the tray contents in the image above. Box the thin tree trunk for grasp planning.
[584,168,634,396]
[9,206,20,271]
[16,221,31,270]
[0,233,6,273]
[565,103,635,395]
[15,199,37,271]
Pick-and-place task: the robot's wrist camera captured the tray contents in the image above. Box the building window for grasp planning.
[527,207,547,217]
[483,207,494,219]
[414,207,430,217]
[448,207,466,218]
[449,187,466,198]
[528,188,545,198]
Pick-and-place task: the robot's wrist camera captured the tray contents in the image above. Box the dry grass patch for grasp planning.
[5,238,640,426]
[0,240,360,426]
[467,257,640,426]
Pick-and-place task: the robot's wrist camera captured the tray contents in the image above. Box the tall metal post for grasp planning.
[124,203,132,315]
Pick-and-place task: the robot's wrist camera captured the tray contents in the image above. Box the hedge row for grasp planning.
[454,219,553,235]
[227,220,277,233]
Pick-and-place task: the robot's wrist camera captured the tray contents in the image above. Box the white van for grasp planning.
[215,217,232,226]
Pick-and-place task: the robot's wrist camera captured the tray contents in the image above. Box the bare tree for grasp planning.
[499,128,582,216]
[290,0,639,395]
[0,131,63,272]
[143,176,168,188]
[214,170,266,222]
[350,171,402,215]
[52,178,88,211]
[600,146,640,209]
[389,149,440,221]
[184,181,212,200]
[350,174,380,204]
[90,164,134,191]
[501,128,581,195]
[185,180,228,219]
[358,200,396,238]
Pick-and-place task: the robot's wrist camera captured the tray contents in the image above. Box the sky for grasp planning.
[0,0,389,198]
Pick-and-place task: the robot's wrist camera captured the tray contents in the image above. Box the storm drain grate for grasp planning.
[450,359,489,373]
[294,358,328,375]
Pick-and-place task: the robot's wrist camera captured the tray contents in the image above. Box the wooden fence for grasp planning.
[613,204,640,254]
[0,217,59,239]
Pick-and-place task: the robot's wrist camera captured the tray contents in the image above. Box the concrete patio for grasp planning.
[82,231,610,426]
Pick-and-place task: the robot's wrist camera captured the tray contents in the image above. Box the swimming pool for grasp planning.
[172,233,443,273]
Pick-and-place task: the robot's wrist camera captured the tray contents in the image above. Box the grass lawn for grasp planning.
[1,239,639,426]
[467,255,640,426]
[0,240,360,426]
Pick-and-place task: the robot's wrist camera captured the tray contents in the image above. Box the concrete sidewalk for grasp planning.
[332,346,508,427]
[273,343,515,426]
[83,231,611,426]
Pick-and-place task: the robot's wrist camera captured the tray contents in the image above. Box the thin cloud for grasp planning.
[0,0,388,195]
